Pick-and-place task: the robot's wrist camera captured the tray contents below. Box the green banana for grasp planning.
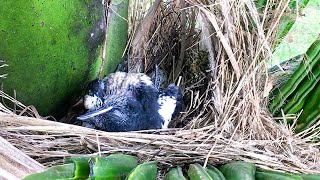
[187,163,213,180]
[126,161,158,180]
[206,165,226,180]
[64,156,90,179]
[24,157,320,180]
[23,163,75,180]
[256,168,303,180]
[256,171,303,180]
[164,166,187,180]
[218,161,256,180]
[90,154,138,180]
[299,173,320,180]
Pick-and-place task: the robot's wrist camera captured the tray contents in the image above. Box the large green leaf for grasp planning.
[0,0,105,118]
[268,0,320,68]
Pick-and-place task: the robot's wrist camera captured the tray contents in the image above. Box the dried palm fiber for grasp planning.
[1,0,320,175]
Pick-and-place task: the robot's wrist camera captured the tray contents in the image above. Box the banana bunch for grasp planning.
[23,154,157,180]
[23,154,320,180]
[166,161,255,180]
[166,162,319,180]
[269,40,320,133]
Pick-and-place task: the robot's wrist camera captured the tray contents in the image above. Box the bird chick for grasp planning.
[78,72,183,131]
[83,72,153,110]
[78,95,162,132]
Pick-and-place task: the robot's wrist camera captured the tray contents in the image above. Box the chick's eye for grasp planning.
[87,89,93,95]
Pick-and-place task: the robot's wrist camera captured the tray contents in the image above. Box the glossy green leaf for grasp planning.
[0,0,105,118]
[295,89,320,133]
[268,0,320,68]
[283,66,320,114]
[269,41,320,114]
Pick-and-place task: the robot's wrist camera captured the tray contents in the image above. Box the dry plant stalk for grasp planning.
[0,0,320,174]
[0,136,44,179]
[128,0,162,72]
[0,113,319,173]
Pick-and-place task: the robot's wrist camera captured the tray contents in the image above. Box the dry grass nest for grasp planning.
[1,0,320,174]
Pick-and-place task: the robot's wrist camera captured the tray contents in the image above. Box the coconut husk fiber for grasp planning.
[1,0,320,176]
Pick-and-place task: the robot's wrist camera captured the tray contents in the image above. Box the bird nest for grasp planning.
[1,0,320,175]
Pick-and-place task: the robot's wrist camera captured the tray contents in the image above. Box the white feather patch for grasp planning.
[157,96,176,128]
[83,95,101,110]
[139,74,153,86]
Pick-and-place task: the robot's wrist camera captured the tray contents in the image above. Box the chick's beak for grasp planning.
[77,106,114,121]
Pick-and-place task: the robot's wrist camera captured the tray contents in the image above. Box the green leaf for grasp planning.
[268,41,320,114]
[295,81,320,132]
[289,0,309,9]
[255,0,268,12]
[0,0,105,118]
[268,0,320,68]
[282,66,320,114]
